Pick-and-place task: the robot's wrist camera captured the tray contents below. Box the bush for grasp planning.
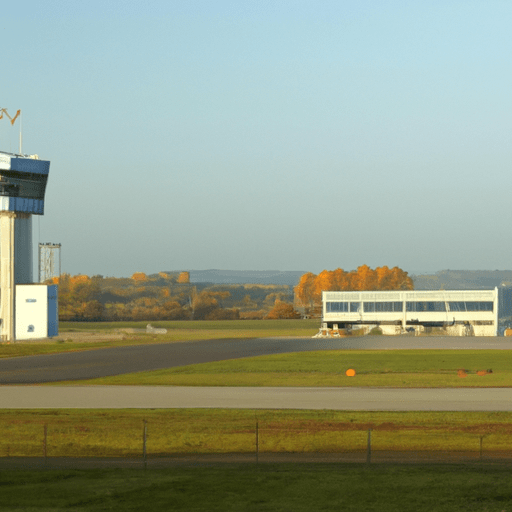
[240,310,266,320]
[205,308,240,320]
[265,302,301,320]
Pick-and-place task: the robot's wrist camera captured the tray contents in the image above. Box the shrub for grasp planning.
[265,302,301,320]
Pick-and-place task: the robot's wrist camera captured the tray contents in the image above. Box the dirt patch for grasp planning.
[15,331,127,344]
[57,331,127,343]
[243,421,512,435]
[2,452,512,469]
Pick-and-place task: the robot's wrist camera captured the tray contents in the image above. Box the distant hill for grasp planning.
[412,270,512,290]
[160,268,512,290]
[166,269,307,287]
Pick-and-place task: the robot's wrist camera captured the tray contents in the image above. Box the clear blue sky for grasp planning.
[2,1,511,277]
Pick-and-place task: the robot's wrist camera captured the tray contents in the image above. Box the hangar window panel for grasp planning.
[364,302,403,313]
[407,302,446,312]
[364,302,375,312]
[448,301,493,312]
[465,302,493,312]
[350,302,360,312]
[448,302,465,312]
[375,302,391,312]
[326,302,348,313]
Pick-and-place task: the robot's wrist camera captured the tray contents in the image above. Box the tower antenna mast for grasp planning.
[0,108,22,154]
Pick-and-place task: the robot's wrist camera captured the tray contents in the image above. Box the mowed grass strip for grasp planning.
[3,409,512,458]
[67,349,512,387]
[4,464,512,512]
[61,319,320,332]
[0,319,319,359]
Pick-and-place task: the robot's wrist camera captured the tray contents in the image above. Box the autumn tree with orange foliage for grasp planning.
[177,271,190,284]
[189,288,238,320]
[294,272,316,313]
[294,265,413,315]
[55,274,104,321]
[265,300,301,320]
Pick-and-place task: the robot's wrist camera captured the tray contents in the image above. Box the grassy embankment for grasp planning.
[0,319,319,358]
[3,464,512,511]
[66,349,512,387]
[3,409,512,457]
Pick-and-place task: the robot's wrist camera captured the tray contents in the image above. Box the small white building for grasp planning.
[15,284,58,340]
[322,289,499,336]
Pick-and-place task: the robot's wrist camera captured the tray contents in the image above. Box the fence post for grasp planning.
[366,428,372,464]
[256,421,259,463]
[143,419,147,470]
[43,424,48,464]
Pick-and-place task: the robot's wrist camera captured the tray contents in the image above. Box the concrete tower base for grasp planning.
[0,212,33,341]
[0,212,16,341]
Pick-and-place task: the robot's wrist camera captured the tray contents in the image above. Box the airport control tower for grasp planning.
[0,145,57,341]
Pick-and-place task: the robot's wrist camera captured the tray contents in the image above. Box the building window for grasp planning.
[447,302,493,312]
[448,301,465,312]
[363,302,375,312]
[406,302,446,312]
[326,302,349,313]
[364,302,403,313]
[350,302,360,312]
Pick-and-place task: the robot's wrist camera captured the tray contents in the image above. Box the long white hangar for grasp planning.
[322,289,499,336]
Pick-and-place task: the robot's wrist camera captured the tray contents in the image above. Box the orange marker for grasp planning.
[346,369,356,377]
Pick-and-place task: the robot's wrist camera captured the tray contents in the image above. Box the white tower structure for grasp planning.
[0,149,57,341]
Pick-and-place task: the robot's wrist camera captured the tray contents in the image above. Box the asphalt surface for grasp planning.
[2,335,512,411]
[1,335,511,384]
[2,385,512,411]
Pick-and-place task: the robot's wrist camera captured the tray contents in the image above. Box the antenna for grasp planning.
[0,108,22,154]
[19,111,22,154]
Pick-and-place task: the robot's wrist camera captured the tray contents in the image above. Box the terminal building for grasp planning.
[322,289,499,336]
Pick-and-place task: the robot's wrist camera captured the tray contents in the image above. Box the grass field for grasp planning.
[2,464,512,511]
[65,349,512,387]
[3,409,512,458]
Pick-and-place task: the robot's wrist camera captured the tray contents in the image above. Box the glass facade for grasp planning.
[448,301,493,312]
[326,302,349,313]
[326,301,403,313]
[364,302,403,312]
[327,300,494,314]
[406,302,446,312]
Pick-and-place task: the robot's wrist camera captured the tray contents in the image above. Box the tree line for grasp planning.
[50,265,413,321]
[293,265,414,315]
[50,272,299,321]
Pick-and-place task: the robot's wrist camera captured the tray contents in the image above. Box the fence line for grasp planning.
[3,421,512,464]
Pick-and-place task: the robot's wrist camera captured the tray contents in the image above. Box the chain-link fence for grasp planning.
[3,421,512,466]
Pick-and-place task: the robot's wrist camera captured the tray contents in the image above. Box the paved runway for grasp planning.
[2,336,512,411]
[1,385,512,411]
[1,335,511,384]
